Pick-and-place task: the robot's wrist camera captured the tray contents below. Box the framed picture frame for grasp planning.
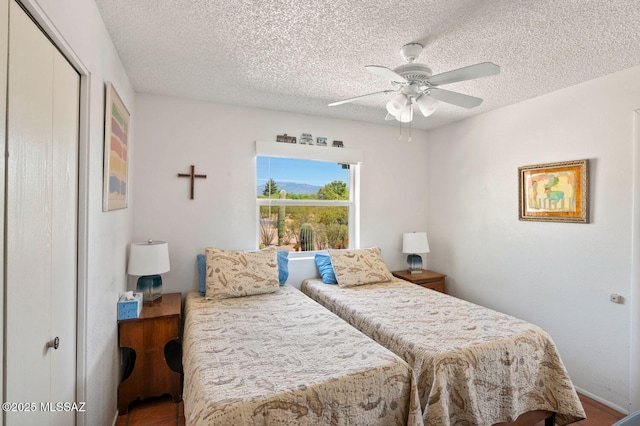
[518,159,589,223]
[103,82,130,211]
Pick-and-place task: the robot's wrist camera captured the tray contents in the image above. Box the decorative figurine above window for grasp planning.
[276,134,297,144]
[300,133,313,145]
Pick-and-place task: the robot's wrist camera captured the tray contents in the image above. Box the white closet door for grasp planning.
[6,3,53,422]
[50,39,79,425]
[6,1,79,424]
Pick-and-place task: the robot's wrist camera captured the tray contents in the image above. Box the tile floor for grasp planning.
[117,392,625,426]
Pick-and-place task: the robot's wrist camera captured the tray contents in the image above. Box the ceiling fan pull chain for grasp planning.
[398,118,403,141]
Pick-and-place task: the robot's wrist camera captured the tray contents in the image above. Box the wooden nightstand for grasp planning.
[118,293,182,414]
[392,269,447,293]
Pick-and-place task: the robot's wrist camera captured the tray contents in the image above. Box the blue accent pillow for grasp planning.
[277,250,289,286]
[314,253,337,284]
[197,254,206,296]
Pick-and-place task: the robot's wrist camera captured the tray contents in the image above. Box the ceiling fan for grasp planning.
[328,43,500,122]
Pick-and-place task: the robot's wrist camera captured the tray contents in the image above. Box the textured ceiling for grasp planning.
[94,0,640,130]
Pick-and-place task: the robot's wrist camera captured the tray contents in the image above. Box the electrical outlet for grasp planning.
[610,293,624,304]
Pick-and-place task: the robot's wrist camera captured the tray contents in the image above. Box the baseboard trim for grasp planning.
[575,385,629,416]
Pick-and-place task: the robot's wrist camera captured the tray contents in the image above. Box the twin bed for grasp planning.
[183,286,422,425]
[183,247,585,425]
[183,247,422,425]
[302,278,585,425]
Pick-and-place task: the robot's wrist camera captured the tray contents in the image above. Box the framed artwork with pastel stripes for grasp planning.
[103,82,130,211]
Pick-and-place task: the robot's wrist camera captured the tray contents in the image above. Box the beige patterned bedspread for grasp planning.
[183,286,423,425]
[301,278,586,426]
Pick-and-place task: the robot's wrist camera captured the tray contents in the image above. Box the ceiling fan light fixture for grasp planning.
[395,104,413,123]
[386,93,409,116]
[416,95,439,117]
[327,43,500,123]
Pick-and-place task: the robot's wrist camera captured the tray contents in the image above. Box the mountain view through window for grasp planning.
[257,156,351,251]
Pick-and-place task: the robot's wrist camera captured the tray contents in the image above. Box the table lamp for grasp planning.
[128,240,170,303]
[402,232,429,274]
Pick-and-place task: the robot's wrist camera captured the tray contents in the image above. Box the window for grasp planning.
[256,152,359,252]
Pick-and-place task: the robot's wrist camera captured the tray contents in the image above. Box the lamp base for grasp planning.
[136,275,163,304]
[406,254,423,274]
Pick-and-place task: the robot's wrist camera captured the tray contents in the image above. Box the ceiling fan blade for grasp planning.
[427,62,500,86]
[365,65,408,84]
[328,89,395,106]
[429,88,483,108]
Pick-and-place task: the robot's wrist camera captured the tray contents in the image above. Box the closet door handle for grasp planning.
[46,337,59,350]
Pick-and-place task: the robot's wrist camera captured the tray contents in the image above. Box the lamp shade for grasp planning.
[395,104,413,123]
[402,232,430,254]
[416,95,439,117]
[386,93,409,116]
[128,240,170,276]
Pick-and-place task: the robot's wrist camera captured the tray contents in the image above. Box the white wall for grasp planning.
[18,0,135,424]
[132,94,429,295]
[426,65,640,412]
[13,0,639,419]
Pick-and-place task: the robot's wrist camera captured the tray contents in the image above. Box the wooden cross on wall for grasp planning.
[177,165,207,200]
